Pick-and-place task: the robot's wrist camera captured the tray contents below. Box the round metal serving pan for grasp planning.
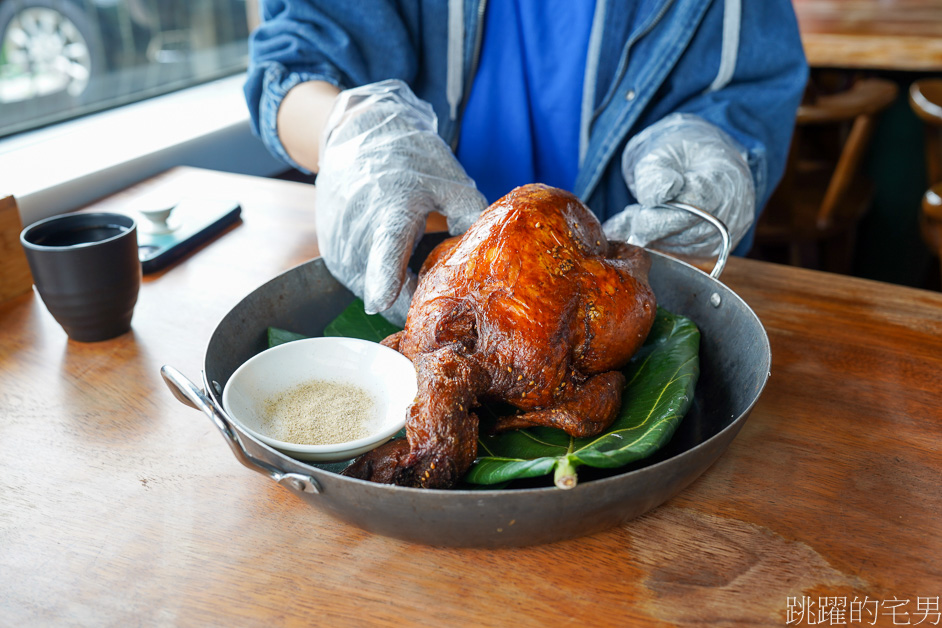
[162,245,770,548]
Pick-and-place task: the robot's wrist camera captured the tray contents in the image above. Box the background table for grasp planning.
[794,0,942,71]
[2,167,940,625]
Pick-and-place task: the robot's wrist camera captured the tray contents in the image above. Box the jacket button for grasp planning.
[625,89,636,101]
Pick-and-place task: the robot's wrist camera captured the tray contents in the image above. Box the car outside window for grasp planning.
[0,0,250,138]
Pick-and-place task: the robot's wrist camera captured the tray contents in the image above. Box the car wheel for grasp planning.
[0,0,104,101]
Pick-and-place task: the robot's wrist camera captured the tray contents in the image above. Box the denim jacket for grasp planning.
[245,0,808,251]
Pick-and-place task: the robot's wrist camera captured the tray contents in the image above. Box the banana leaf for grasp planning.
[267,327,309,347]
[322,301,401,341]
[267,299,700,489]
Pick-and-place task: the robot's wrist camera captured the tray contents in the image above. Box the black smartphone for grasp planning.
[137,199,241,274]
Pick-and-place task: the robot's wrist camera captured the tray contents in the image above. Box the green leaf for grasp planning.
[267,327,309,348]
[464,308,700,488]
[267,298,399,349]
[322,298,401,342]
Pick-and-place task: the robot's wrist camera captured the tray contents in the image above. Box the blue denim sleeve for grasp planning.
[243,0,419,172]
[672,0,809,211]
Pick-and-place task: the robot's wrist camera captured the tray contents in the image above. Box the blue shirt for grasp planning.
[246,0,810,242]
[456,0,596,204]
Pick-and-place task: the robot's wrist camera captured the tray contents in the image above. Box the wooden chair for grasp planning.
[908,78,942,286]
[752,77,898,273]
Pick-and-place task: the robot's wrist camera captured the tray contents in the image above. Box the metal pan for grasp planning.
[162,203,770,547]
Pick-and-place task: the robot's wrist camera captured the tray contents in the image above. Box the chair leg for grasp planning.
[788,243,803,268]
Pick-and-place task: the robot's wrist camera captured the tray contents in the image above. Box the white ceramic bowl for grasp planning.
[222,337,417,462]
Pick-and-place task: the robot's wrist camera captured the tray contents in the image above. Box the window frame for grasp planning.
[1,73,284,225]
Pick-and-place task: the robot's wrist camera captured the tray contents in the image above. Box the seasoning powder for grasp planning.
[261,379,378,445]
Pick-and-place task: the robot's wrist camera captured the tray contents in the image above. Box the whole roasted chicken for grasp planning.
[343,184,657,488]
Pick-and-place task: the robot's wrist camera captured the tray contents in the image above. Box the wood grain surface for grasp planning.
[0,195,33,303]
[793,0,942,70]
[1,167,940,626]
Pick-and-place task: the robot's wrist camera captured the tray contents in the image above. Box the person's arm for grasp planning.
[314,80,487,324]
[666,0,809,213]
[243,5,484,325]
[276,80,341,173]
[604,0,808,258]
[243,0,419,174]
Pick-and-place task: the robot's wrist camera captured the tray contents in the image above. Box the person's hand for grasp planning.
[315,79,487,325]
[603,113,755,259]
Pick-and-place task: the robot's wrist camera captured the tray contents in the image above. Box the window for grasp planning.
[0,0,250,138]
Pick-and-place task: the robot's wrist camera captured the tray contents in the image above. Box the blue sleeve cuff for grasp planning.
[256,63,346,174]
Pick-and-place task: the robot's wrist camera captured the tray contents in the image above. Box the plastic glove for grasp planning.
[315,79,487,325]
[603,113,755,259]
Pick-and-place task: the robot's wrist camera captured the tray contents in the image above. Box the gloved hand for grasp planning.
[603,113,755,259]
[315,79,487,325]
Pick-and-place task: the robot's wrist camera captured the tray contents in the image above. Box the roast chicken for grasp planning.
[343,184,657,488]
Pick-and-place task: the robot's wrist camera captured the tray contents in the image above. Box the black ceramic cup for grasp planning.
[20,212,141,342]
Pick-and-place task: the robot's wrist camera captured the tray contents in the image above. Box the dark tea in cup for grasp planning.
[30,223,131,247]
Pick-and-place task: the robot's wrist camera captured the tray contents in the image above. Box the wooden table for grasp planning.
[794,0,942,71]
[2,167,940,626]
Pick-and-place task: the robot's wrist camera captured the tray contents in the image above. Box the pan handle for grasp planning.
[657,201,730,279]
[159,365,320,494]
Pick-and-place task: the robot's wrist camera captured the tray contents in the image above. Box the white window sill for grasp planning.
[0,73,285,225]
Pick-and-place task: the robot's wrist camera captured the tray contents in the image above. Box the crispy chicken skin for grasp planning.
[343,184,657,488]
